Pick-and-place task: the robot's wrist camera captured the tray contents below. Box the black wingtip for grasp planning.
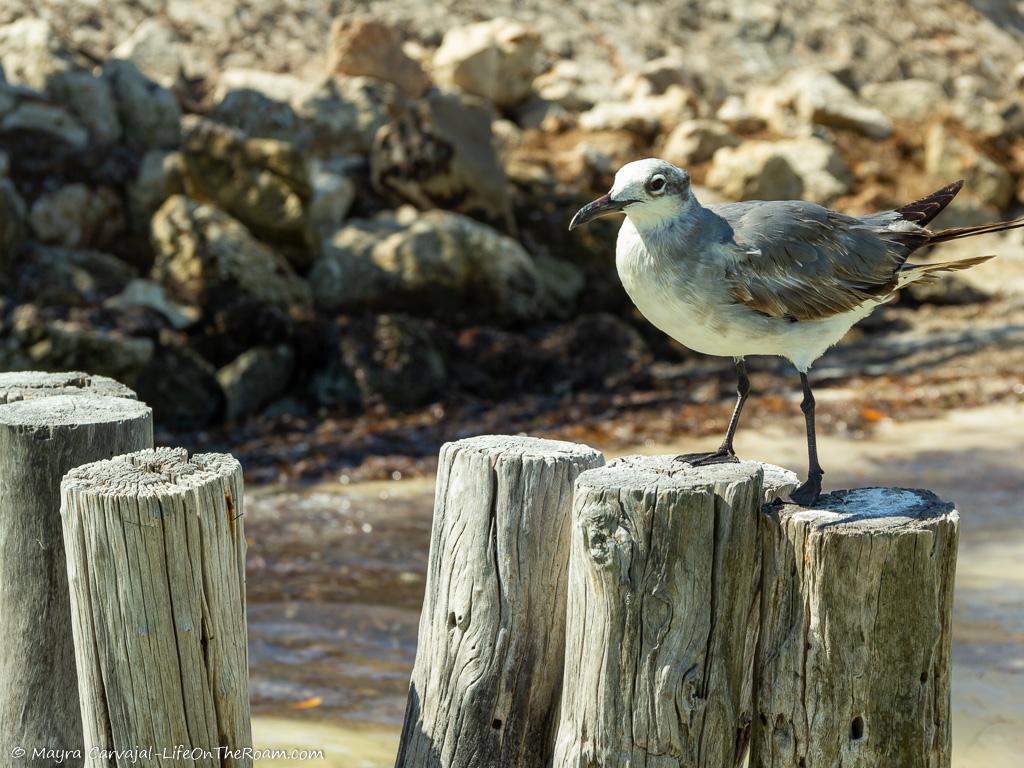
[896,179,965,226]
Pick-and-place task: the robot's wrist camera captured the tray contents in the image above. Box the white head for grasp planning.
[569,158,695,232]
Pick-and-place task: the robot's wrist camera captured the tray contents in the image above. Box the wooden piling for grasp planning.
[752,488,959,768]
[60,447,252,767]
[0,391,152,765]
[553,457,797,768]
[395,435,604,768]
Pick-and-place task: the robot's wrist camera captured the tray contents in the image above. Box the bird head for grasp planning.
[569,159,693,231]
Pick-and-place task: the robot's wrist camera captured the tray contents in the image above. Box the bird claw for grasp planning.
[790,477,823,507]
[673,449,740,467]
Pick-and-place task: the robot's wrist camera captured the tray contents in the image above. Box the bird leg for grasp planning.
[675,360,749,466]
[790,372,825,506]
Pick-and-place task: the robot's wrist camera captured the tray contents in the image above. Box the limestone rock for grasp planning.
[1,101,88,148]
[46,70,122,145]
[707,137,851,204]
[111,19,183,87]
[28,184,124,249]
[924,124,1013,209]
[18,244,136,307]
[128,150,186,223]
[0,19,74,91]
[433,18,542,108]
[326,16,430,97]
[216,69,313,104]
[104,279,199,330]
[309,207,544,322]
[0,180,26,283]
[217,345,295,421]
[661,119,740,166]
[306,160,356,245]
[150,195,312,311]
[861,79,947,123]
[104,59,182,150]
[371,89,512,227]
[293,76,397,157]
[134,344,224,429]
[22,320,154,386]
[209,88,311,146]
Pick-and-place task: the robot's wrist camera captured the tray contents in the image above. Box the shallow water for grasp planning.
[245,404,1023,767]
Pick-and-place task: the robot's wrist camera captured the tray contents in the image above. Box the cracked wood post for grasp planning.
[395,436,604,768]
[553,457,797,768]
[751,488,959,768]
[0,385,151,766]
[61,448,252,767]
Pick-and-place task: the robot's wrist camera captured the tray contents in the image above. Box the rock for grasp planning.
[209,88,311,146]
[150,195,312,312]
[0,18,74,91]
[540,313,651,389]
[180,117,310,242]
[748,68,892,139]
[924,124,1013,209]
[661,119,740,166]
[22,320,154,386]
[310,207,545,322]
[293,75,397,157]
[46,70,122,145]
[371,89,512,227]
[578,87,693,136]
[533,256,585,319]
[861,79,947,123]
[706,137,851,204]
[1,101,88,148]
[217,345,295,421]
[433,18,542,108]
[134,343,224,429]
[216,69,313,104]
[326,16,430,97]
[128,150,186,223]
[0,180,26,284]
[105,279,198,330]
[448,326,550,399]
[307,159,356,245]
[18,244,136,307]
[28,184,124,249]
[111,19,183,87]
[341,314,447,411]
[617,56,704,100]
[104,59,182,150]
[532,60,596,113]
[715,95,766,133]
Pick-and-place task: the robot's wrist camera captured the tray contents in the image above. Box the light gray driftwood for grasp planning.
[553,457,797,768]
[396,435,604,768]
[752,488,959,768]
[0,370,136,404]
[0,392,152,766]
[61,448,252,767]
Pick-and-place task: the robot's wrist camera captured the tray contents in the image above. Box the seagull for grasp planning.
[569,158,1023,504]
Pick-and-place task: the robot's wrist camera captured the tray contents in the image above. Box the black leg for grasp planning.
[790,371,824,506]
[676,360,749,467]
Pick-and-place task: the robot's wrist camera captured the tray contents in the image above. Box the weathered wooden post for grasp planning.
[553,457,797,768]
[61,447,252,767]
[0,386,152,765]
[752,488,959,768]
[395,436,604,768]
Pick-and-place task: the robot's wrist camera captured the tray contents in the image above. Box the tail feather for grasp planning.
[898,179,964,226]
[897,254,996,287]
[929,216,1024,244]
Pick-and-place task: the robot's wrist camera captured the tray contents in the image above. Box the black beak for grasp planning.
[568,194,625,230]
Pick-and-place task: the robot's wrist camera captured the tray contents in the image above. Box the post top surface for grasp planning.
[578,454,773,493]
[777,487,957,531]
[447,434,603,463]
[0,370,135,403]
[0,394,150,428]
[63,447,240,499]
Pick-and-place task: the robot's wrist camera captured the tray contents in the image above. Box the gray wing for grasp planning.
[709,200,924,322]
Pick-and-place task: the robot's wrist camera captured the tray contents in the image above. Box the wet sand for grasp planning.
[246,403,1023,767]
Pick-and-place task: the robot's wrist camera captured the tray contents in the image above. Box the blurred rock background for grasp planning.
[0,0,1022,460]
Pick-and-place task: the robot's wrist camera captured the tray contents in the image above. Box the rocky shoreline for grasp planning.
[1,4,1022,434]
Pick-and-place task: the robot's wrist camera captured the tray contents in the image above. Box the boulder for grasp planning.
[180,117,311,242]
[540,313,651,389]
[46,70,122,145]
[0,180,26,283]
[661,119,740,166]
[217,345,295,421]
[28,184,124,249]
[924,124,1014,209]
[105,279,198,330]
[715,95,766,133]
[150,195,312,311]
[1,101,88,148]
[371,89,512,227]
[208,88,311,146]
[532,60,597,113]
[134,343,224,430]
[293,75,397,157]
[433,18,542,108]
[216,69,313,103]
[20,319,154,387]
[326,16,430,97]
[306,159,356,246]
[578,87,693,136]
[104,59,182,150]
[309,207,545,322]
[706,137,851,204]
[0,19,74,91]
[111,19,183,87]
[861,79,947,123]
[18,244,136,307]
[128,150,186,223]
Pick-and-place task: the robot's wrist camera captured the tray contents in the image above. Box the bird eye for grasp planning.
[649,175,667,193]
